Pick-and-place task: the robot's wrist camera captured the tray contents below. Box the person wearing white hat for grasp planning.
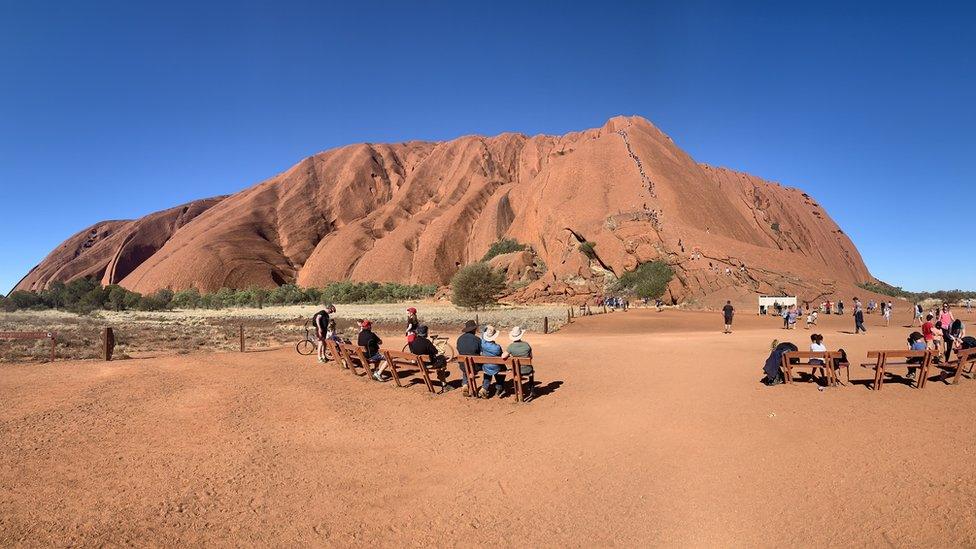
[479,325,504,398]
[502,326,534,400]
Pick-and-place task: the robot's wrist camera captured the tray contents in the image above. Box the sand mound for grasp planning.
[15,116,873,305]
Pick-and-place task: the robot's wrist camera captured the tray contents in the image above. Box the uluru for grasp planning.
[14,115,873,305]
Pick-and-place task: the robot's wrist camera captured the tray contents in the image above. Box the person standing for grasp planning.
[912,303,923,326]
[312,304,336,363]
[722,300,735,334]
[883,301,892,327]
[853,298,867,334]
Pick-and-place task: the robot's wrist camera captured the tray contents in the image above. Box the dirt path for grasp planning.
[2,308,975,546]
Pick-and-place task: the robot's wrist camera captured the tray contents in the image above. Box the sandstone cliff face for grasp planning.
[15,116,872,305]
[15,198,224,292]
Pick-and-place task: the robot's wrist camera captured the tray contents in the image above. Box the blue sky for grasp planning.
[1,1,973,293]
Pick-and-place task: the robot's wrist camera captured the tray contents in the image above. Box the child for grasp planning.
[809,333,829,385]
[883,302,892,327]
[922,314,936,350]
[806,310,818,329]
[906,332,926,380]
[405,307,420,343]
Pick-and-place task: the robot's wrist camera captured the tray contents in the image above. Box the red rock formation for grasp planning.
[15,116,875,305]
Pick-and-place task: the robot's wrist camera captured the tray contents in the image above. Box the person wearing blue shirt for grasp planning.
[479,325,505,398]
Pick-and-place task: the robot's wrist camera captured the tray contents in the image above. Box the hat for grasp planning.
[509,326,525,341]
[360,320,372,329]
[416,325,429,337]
[327,304,336,312]
[407,307,417,314]
[482,325,499,342]
[463,320,477,333]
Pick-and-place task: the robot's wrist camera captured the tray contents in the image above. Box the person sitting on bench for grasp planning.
[906,331,926,380]
[455,320,481,396]
[409,325,448,383]
[357,320,389,381]
[502,326,534,400]
[479,325,505,398]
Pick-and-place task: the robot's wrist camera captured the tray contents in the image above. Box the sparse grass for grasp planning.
[0,303,569,363]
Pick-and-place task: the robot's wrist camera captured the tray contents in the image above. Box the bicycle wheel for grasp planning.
[296,339,315,356]
[437,341,456,361]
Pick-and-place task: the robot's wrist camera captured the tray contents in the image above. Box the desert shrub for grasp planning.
[481,238,527,262]
[171,288,202,309]
[7,290,46,310]
[450,263,506,310]
[615,261,674,300]
[579,241,597,259]
[771,222,781,233]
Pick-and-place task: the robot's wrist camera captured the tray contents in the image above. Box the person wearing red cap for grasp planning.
[405,307,420,343]
[357,320,389,381]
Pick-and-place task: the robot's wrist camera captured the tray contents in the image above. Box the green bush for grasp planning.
[615,261,674,300]
[2,279,441,314]
[481,238,527,262]
[450,263,506,310]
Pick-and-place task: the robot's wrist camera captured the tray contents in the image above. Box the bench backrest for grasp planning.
[871,350,929,359]
[463,355,510,366]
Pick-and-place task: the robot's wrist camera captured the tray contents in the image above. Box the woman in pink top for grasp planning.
[939,304,954,332]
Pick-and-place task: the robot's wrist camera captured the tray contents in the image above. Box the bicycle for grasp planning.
[403,333,456,361]
[296,320,334,360]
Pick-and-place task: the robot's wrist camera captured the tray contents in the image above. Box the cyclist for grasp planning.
[405,307,420,343]
[312,304,336,363]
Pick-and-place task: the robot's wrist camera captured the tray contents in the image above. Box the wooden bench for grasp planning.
[0,331,57,362]
[780,351,847,387]
[337,343,380,381]
[325,339,347,369]
[861,350,932,390]
[511,357,534,402]
[381,349,449,394]
[935,347,976,385]
[460,355,511,397]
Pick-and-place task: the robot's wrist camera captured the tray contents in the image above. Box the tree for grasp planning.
[615,261,674,300]
[450,263,506,310]
[481,238,527,262]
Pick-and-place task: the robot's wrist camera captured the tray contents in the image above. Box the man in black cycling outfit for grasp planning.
[312,304,336,363]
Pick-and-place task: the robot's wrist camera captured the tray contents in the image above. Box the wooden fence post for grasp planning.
[239,325,245,352]
[603,304,607,314]
[49,332,56,362]
[103,327,115,361]
[543,316,549,334]
[475,314,479,326]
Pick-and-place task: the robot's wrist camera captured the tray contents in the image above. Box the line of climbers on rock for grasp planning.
[615,129,657,199]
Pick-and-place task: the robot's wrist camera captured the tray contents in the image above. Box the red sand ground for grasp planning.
[2,308,975,546]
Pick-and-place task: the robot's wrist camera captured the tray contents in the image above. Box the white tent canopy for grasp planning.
[758,296,797,310]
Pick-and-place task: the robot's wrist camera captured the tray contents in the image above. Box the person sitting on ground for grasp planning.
[455,320,481,396]
[409,325,448,388]
[762,340,797,385]
[356,320,389,381]
[906,331,927,380]
[479,325,505,398]
[312,304,336,363]
[501,326,535,400]
[405,307,420,343]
